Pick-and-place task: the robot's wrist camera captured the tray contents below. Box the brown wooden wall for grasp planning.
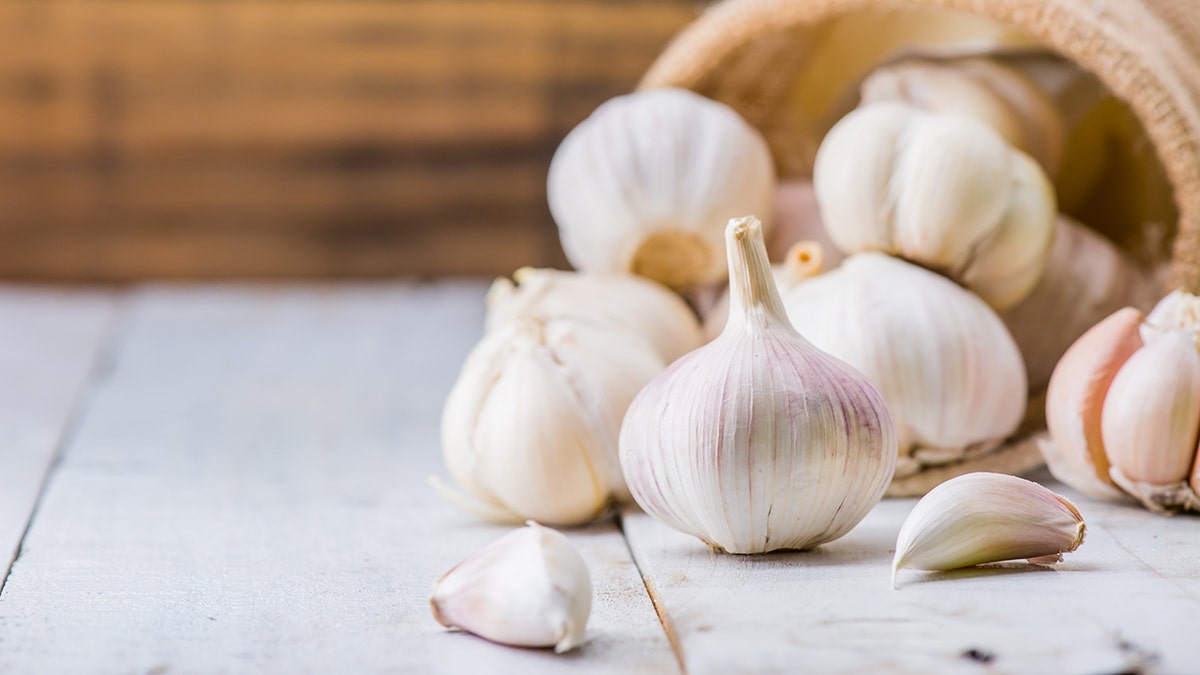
[0,0,699,281]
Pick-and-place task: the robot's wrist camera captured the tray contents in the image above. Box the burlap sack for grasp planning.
[640,0,1200,495]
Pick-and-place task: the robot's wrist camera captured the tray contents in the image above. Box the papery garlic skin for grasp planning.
[620,217,896,554]
[430,522,591,653]
[892,473,1086,588]
[441,317,664,526]
[1141,290,1200,345]
[1103,331,1200,512]
[813,101,1056,310]
[778,252,1026,477]
[1042,308,1144,499]
[1002,216,1158,392]
[486,267,702,363]
[548,88,776,290]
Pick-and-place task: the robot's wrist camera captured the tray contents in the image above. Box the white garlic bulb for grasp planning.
[619,216,896,554]
[548,88,776,290]
[860,57,1065,175]
[441,315,664,526]
[1001,216,1159,392]
[813,101,1056,310]
[486,267,702,364]
[892,473,1086,588]
[431,522,591,653]
[778,251,1027,479]
[1044,292,1200,512]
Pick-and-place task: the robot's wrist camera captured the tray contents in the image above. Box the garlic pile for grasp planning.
[440,266,704,526]
[776,249,1026,480]
[548,88,776,290]
[813,100,1056,310]
[892,472,1086,588]
[619,217,896,554]
[1044,291,1200,513]
[486,267,703,363]
[431,522,591,653]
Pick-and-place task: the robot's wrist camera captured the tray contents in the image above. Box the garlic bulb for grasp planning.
[860,57,1065,175]
[430,522,591,653]
[813,101,1056,310]
[619,216,896,554]
[777,250,1026,480]
[441,315,664,525]
[1001,216,1159,392]
[892,473,1086,588]
[548,88,776,290]
[486,267,702,363]
[1044,293,1200,512]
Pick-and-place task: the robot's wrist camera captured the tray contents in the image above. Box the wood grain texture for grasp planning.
[0,289,115,583]
[0,284,676,673]
[622,472,1200,674]
[0,0,697,281]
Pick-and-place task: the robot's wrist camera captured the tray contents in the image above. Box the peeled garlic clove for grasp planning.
[548,88,776,290]
[779,251,1025,470]
[620,217,896,554]
[814,101,1056,310]
[1003,216,1159,392]
[430,522,591,653]
[1043,307,1144,498]
[441,317,664,525]
[892,473,1086,588]
[1103,330,1200,513]
[486,267,702,364]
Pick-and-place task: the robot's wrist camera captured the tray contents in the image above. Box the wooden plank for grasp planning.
[0,289,115,581]
[623,473,1200,673]
[0,284,675,673]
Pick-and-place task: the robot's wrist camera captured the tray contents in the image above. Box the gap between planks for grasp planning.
[618,510,688,675]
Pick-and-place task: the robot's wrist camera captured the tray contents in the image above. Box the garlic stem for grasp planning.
[783,241,825,285]
[725,216,792,332]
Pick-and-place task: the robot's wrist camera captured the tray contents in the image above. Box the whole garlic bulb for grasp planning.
[619,216,896,554]
[813,101,1056,310]
[548,88,776,290]
[486,267,702,364]
[441,316,664,526]
[430,522,591,653]
[778,250,1027,479]
[1044,292,1200,512]
[1001,216,1159,392]
[860,57,1065,176]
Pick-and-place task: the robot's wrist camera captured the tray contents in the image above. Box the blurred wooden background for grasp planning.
[0,0,700,281]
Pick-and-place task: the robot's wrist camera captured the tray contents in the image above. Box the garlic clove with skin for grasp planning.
[892,473,1086,588]
[486,267,702,364]
[1102,330,1200,513]
[1140,290,1200,345]
[1043,308,1144,499]
[441,315,664,526]
[619,216,896,554]
[548,88,776,291]
[430,522,592,653]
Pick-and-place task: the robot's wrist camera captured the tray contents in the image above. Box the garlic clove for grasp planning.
[430,522,592,653]
[548,88,776,290]
[1043,307,1144,499]
[620,216,896,554]
[486,267,702,364]
[1103,330,1200,513]
[956,150,1057,310]
[892,472,1086,588]
[442,316,664,526]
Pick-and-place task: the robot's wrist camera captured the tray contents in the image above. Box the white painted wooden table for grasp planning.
[0,282,1196,674]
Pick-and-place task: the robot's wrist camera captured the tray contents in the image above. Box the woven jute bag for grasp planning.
[640,0,1200,496]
